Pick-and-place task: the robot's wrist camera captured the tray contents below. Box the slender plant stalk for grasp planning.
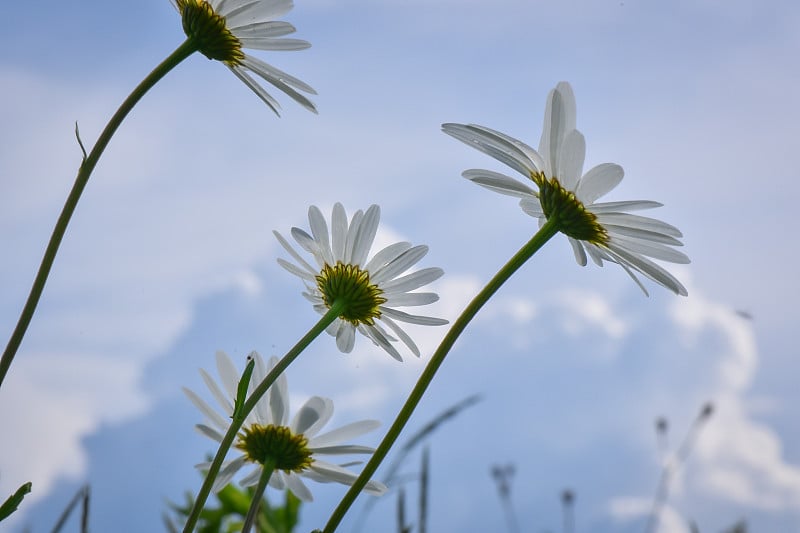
[241,460,276,533]
[323,217,560,532]
[0,39,198,388]
[182,303,345,533]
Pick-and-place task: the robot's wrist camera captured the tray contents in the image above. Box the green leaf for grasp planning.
[0,481,32,522]
[233,357,256,420]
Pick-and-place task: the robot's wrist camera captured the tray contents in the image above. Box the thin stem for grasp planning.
[182,303,345,533]
[241,460,276,533]
[0,39,198,388]
[323,218,560,532]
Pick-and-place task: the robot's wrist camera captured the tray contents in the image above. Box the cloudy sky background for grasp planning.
[2,0,799,531]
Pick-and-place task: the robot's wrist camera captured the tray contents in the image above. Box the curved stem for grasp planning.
[0,39,198,388]
[182,302,345,533]
[323,218,560,532]
[241,459,276,533]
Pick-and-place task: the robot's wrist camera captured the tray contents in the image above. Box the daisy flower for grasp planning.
[442,82,689,296]
[172,0,316,115]
[274,203,448,361]
[185,351,387,501]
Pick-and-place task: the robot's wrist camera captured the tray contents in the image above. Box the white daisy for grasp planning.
[185,351,387,501]
[274,203,448,361]
[171,0,316,115]
[442,82,689,296]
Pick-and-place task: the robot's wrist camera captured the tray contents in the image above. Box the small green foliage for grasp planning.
[0,481,32,523]
[170,482,302,533]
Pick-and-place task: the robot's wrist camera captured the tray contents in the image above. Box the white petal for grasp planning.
[556,129,585,191]
[200,368,234,416]
[238,37,311,51]
[309,420,381,448]
[519,198,545,218]
[379,307,449,326]
[462,169,536,198]
[223,0,293,27]
[371,245,428,284]
[351,205,380,266]
[379,315,420,357]
[361,324,403,361]
[343,209,364,264]
[590,200,663,213]
[568,237,588,266]
[213,456,249,492]
[336,322,356,353]
[364,241,412,273]
[184,387,229,432]
[290,227,322,261]
[291,396,334,437]
[215,350,242,400]
[379,267,443,293]
[195,423,224,442]
[276,257,316,282]
[239,465,263,487]
[605,243,688,296]
[466,124,546,171]
[384,292,439,307]
[585,243,609,267]
[310,445,375,455]
[331,203,348,261]
[240,56,317,114]
[610,235,690,264]
[264,365,290,427]
[240,54,317,94]
[248,352,271,424]
[230,20,297,38]
[539,82,577,177]
[285,473,314,502]
[268,470,286,490]
[273,230,317,275]
[308,205,334,265]
[603,224,684,246]
[442,123,538,178]
[575,163,624,204]
[306,461,388,496]
[596,213,683,238]
[227,65,281,115]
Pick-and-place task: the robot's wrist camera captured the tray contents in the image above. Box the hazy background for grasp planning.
[1,0,799,531]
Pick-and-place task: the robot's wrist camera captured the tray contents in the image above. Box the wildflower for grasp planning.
[275,203,448,360]
[443,82,689,296]
[185,351,387,501]
[172,0,316,114]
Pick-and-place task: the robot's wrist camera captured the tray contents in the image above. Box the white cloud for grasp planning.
[0,353,148,527]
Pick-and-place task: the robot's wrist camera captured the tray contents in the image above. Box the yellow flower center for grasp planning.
[177,0,245,65]
[236,424,313,472]
[533,172,608,244]
[316,262,387,326]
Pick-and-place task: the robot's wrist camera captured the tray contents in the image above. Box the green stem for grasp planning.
[182,302,345,533]
[323,218,560,532]
[241,459,276,533]
[0,39,198,389]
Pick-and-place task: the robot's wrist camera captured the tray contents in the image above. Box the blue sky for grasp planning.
[2,0,800,531]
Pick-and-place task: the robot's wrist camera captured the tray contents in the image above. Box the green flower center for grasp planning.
[177,0,245,64]
[316,262,387,326]
[236,424,313,472]
[533,172,608,244]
